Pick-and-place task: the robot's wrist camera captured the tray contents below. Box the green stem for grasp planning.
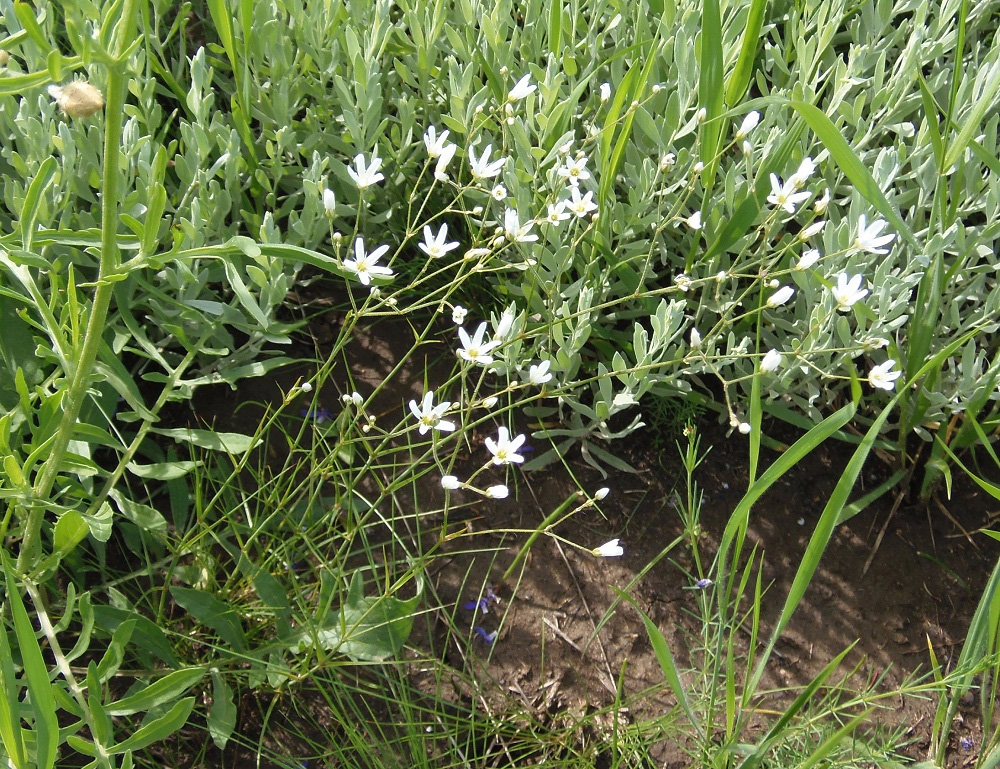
[17,0,139,574]
[499,492,586,587]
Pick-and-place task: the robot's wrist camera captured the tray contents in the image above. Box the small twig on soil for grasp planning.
[933,493,975,546]
[862,487,907,577]
[542,616,582,652]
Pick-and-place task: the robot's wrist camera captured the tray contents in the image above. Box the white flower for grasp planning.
[409,392,456,435]
[832,273,869,310]
[558,156,591,186]
[766,285,794,307]
[693,161,704,173]
[463,247,491,261]
[491,184,508,201]
[789,156,815,188]
[796,249,821,270]
[347,150,384,189]
[441,475,461,490]
[469,144,506,179]
[434,143,458,181]
[599,82,611,102]
[527,360,553,385]
[814,188,831,214]
[853,214,895,255]
[736,110,760,140]
[545,201,570,225]
[767,174,810,213]
[485,426,527,465]
[423,126,452,158]
[675,274,693,292]
[696,107,707,122]
[451,305,468,325]
[457,322,500,365]
[684,210,702,230]
[418,223,460,258]
[690,327,702,348]
[798,220,825,240]
[761,349,783,372]
[322,188,336,216]
[566,187,598,217]
[869,360,902,391]
[659,153,676,171]
[593,538,624,557]
[738,422,752,434]
[508,73,536,101]
[344,237,392,285]
[594,487,610,501]
[741,140,753,155]
[300,381,313,393]
[503,209,538,242]
[493,310,516,340]
[342,392,363,406]
[485,484,509,499]
[482,396,498,408]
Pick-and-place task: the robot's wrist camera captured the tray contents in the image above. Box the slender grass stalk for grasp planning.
[17,0,139,574]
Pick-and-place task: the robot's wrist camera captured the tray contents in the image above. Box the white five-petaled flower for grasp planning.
[322,188,336,216]
[527,360,553,385]
[558,155,591,186]
[761,349,783,372]
[659,153,676,171]
[503,209,538,242]
[485,484,509,499]
[347,150,384,189]
[766,285,794,307]
[767,174,810,214]
[684,210,703,230]
[451,305,468,325]
[408,392,456,435]
[508,73,536,101]
[566,187,598,218]
[599,82,611,102]
[832,273,869,310]
[491,184,508,201]
[675,274,693,292]
[869,360,902,391]
[457,322,500,365]
[418,223,460,258]
[798,220,825,240]
[344,237,392,285]
[423,126,452,158]
[485,426,527,465]
[853,214,895,255]
[796,249,821,270]
[434,143,458,181]
[736,110,760,140]
[469,144,506,179]
[594,487,610,501]
[545,201,571,225]
[593,538,624,557]
[441,475,461,490]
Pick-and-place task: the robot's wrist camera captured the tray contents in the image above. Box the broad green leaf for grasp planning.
[126,461,200,480]
[697,0,724,192]
[207,670,237,749]
[91,606,178,667]
[725,0,768,104]
[150,428,261,454]
[53,511,89,554]
[106,669,205,716]
[108,697,195,754]
[170,587,247,653]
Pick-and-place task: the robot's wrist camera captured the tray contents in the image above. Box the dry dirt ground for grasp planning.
[185,315,1000,768]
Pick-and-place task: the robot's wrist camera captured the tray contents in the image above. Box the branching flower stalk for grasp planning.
[17,0,138,575]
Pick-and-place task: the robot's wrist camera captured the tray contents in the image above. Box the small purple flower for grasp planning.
[300,407,334,424]
[473,626,497,643]
[960,737,974,752]
[463,584,499,614]
[695,578,713,589]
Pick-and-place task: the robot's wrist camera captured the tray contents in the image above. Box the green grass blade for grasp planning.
[19,156,58,253]
[944,56,1000,171]
[615,588,705,741]
[789,100,916,248]
[725,0,768,104]
[698,0,724,192]
[0,616,26,767]
[2,555,57,769]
